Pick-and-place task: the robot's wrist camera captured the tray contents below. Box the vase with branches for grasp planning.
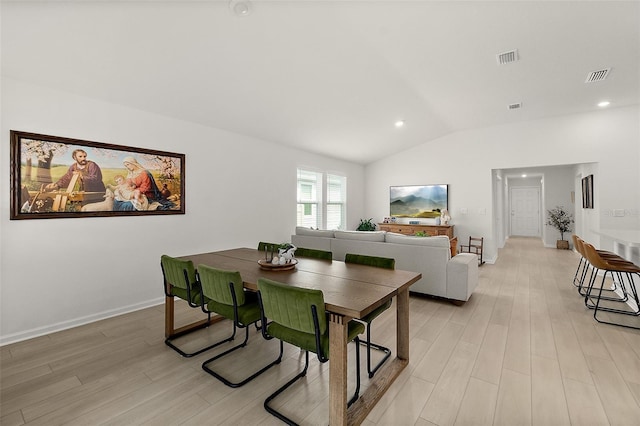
[546,206,574,248]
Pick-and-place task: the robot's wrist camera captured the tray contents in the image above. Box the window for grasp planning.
[297,168,346,230]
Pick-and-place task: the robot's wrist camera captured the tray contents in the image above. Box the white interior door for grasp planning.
[510,187,540,236]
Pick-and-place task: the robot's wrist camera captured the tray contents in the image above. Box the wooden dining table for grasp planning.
[178,248,421,425]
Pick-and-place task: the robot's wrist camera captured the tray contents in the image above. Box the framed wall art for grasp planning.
[390,184,449,218]
[581,174,594,209]
[10,130,185,219]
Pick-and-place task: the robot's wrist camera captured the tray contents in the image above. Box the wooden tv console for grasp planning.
[378,223,457,257]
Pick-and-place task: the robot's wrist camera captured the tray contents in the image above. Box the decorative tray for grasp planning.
[258,258,298,271]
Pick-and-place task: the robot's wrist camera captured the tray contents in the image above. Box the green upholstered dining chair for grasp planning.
[257,277,364,425]
[198,265,282,387]
[293,246,332,260]
[160,255,219,357]
[257,241,280,253]
[257,241,283,264]
[345,253,395,378]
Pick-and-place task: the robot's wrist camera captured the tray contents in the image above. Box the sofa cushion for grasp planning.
[293,226,478,302]
[385,233,450,248]
[330,237,449,298]
[295,227,335,238]
[291,234,332,252]
[333,230,386,242]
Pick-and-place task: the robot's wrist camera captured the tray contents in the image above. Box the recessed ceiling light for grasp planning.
[598,101,611,107]
[522,174,527,178]
[395,120,405,128]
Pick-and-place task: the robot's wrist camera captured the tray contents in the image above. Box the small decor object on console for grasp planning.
[441,209,451,225]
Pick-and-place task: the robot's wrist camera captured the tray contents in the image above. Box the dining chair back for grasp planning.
[294,246,333,260]
[345,253,395,378]
[257,241,280,253]
[197,265,282,387]
[257,277,364,424]
[160,255,216,357]
[161,254,200,306]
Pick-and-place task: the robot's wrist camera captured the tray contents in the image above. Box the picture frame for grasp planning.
[390,184,449,218]
[581,174,594,209]
[10,130,185,220]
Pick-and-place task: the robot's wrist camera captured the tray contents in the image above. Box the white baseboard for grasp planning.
[0,297,165,346]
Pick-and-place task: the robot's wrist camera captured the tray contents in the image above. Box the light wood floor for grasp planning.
[2,237,640,425]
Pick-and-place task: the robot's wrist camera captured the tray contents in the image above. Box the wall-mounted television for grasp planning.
[390,184,449,218]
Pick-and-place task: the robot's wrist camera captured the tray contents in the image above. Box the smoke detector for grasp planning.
[229,0,252,17]
[497,49,519,65]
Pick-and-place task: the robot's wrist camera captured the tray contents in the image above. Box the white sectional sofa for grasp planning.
[291,227,479,303]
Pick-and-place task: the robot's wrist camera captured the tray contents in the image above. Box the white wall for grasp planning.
[0,78,365,344]
[2,89,638,345]
[365,105,640,261]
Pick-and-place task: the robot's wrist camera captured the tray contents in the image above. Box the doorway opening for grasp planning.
[510,186,541,236]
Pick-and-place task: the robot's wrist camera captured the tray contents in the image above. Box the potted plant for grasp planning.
[356,218,377,231]
[546,206,574,249]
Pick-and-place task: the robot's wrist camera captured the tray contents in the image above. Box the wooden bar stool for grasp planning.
[582,242,640,330]
[574,236,634,302]
[571,235,590,289]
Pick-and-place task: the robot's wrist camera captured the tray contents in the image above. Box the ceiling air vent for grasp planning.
[508,102,522,110]
[585,68,611,83]
[497,49,519,65]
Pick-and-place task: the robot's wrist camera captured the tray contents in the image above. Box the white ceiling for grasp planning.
[2,1,639,164]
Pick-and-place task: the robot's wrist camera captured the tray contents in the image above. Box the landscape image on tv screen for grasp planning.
[390,184,448,218]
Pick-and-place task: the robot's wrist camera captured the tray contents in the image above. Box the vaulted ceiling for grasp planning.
[3,1,639,164]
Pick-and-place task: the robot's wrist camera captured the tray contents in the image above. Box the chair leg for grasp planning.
[590,272,640,330]
[264,343,309,426]
[264,340,361,425]
[360,324,391,378]
[202,325,283,388]
[577,260,593,294]
[573,257,585,288]
[584,270,631,307]
[349,336,362,406]
[579,265,628,303]
[164,311,228,358]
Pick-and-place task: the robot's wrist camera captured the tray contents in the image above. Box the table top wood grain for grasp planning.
[180,248,421,320]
